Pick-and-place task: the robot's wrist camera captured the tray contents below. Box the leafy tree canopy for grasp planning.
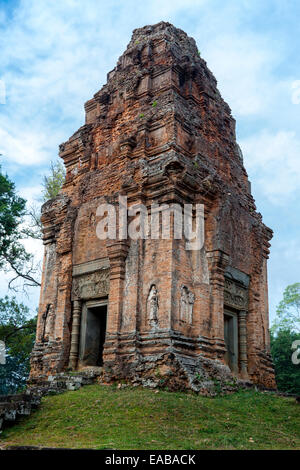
[272,283,300,334]
[0,296,36,359]
[42,160,65,201]
[0,167,26,269]
[270,328,300,395]
[0,296,36,394]
[0,165,41,289]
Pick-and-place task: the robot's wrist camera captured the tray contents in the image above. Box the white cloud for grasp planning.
[0,0,212,170]
[0,126,52,165]
[0,0,295,169]
[202,32,282,116]
[19,185,43,206]
[22,237,43,261]
[240,130,300,203]
[291,80,300,104]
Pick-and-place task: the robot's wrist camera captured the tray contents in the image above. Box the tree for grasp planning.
[0,166,26,268]
[23,203,43,240]
[0,160,65,394]
[0,166,41,290]
[270,328,300,395]
[272,283,300,334]
[4,240,41,290]
[0,296,36,394]
[42,160,65,201]
[0,168,39,393]
[270,283,300,395]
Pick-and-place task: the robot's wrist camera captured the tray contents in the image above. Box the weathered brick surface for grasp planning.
[30,22,276,392]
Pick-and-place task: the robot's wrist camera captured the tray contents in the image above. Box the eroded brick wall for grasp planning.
[30,22,276,390]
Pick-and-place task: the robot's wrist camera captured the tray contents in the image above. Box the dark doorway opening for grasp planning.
[81,304,107,366]
[224,310,239,374]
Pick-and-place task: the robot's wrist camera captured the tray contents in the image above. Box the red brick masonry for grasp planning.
[30,22,276,393]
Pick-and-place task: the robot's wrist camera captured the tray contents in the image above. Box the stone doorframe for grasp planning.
[68,258,110,370]
[224,267,249,379]
[224,309,239,374]
[79,298,108,366]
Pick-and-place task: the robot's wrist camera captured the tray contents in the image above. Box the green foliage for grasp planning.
[270,328,300,395]
[0,296,36,394]
[0,167,40,289]
[139,113,144,118]
[2,386,299,449]
[211,377,222,396]
[272,283,300,334]
[0,171,38,394]
[270,285,300,394]
[0,167,26,269]
[152,100,157,108]
[42,160,65,202]
[0,355,31,395]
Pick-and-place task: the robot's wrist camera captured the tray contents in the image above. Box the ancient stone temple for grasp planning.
[30,22,276,392]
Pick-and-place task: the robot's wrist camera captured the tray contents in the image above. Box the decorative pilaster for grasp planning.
[68,300,82,370]
[207,249,229,357]
[238,310,248,379]
[103,239,130,362]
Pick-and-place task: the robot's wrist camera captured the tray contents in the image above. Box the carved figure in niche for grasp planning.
[147,284,159,327]
[180,286,194,324]
[187,290,195,324]
[41,304,55,341]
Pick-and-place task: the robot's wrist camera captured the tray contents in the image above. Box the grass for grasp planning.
[1,385,299,450]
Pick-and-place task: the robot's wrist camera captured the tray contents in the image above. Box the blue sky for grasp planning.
[0,0,299,321]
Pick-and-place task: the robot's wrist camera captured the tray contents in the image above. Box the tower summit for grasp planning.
[30,22,275,393]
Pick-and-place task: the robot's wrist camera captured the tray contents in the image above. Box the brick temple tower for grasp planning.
[30,22,276,393]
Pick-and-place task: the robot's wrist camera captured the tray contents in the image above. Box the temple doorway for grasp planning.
[224,310,239,374]
[79,300,107,366]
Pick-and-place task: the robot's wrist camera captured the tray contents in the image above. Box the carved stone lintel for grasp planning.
[224,278,248,310]
[72,269,110,300]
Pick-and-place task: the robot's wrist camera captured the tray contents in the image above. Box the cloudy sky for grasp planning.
[0,0,299,320]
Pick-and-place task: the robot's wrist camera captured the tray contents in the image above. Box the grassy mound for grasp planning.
[1,385,299,450]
